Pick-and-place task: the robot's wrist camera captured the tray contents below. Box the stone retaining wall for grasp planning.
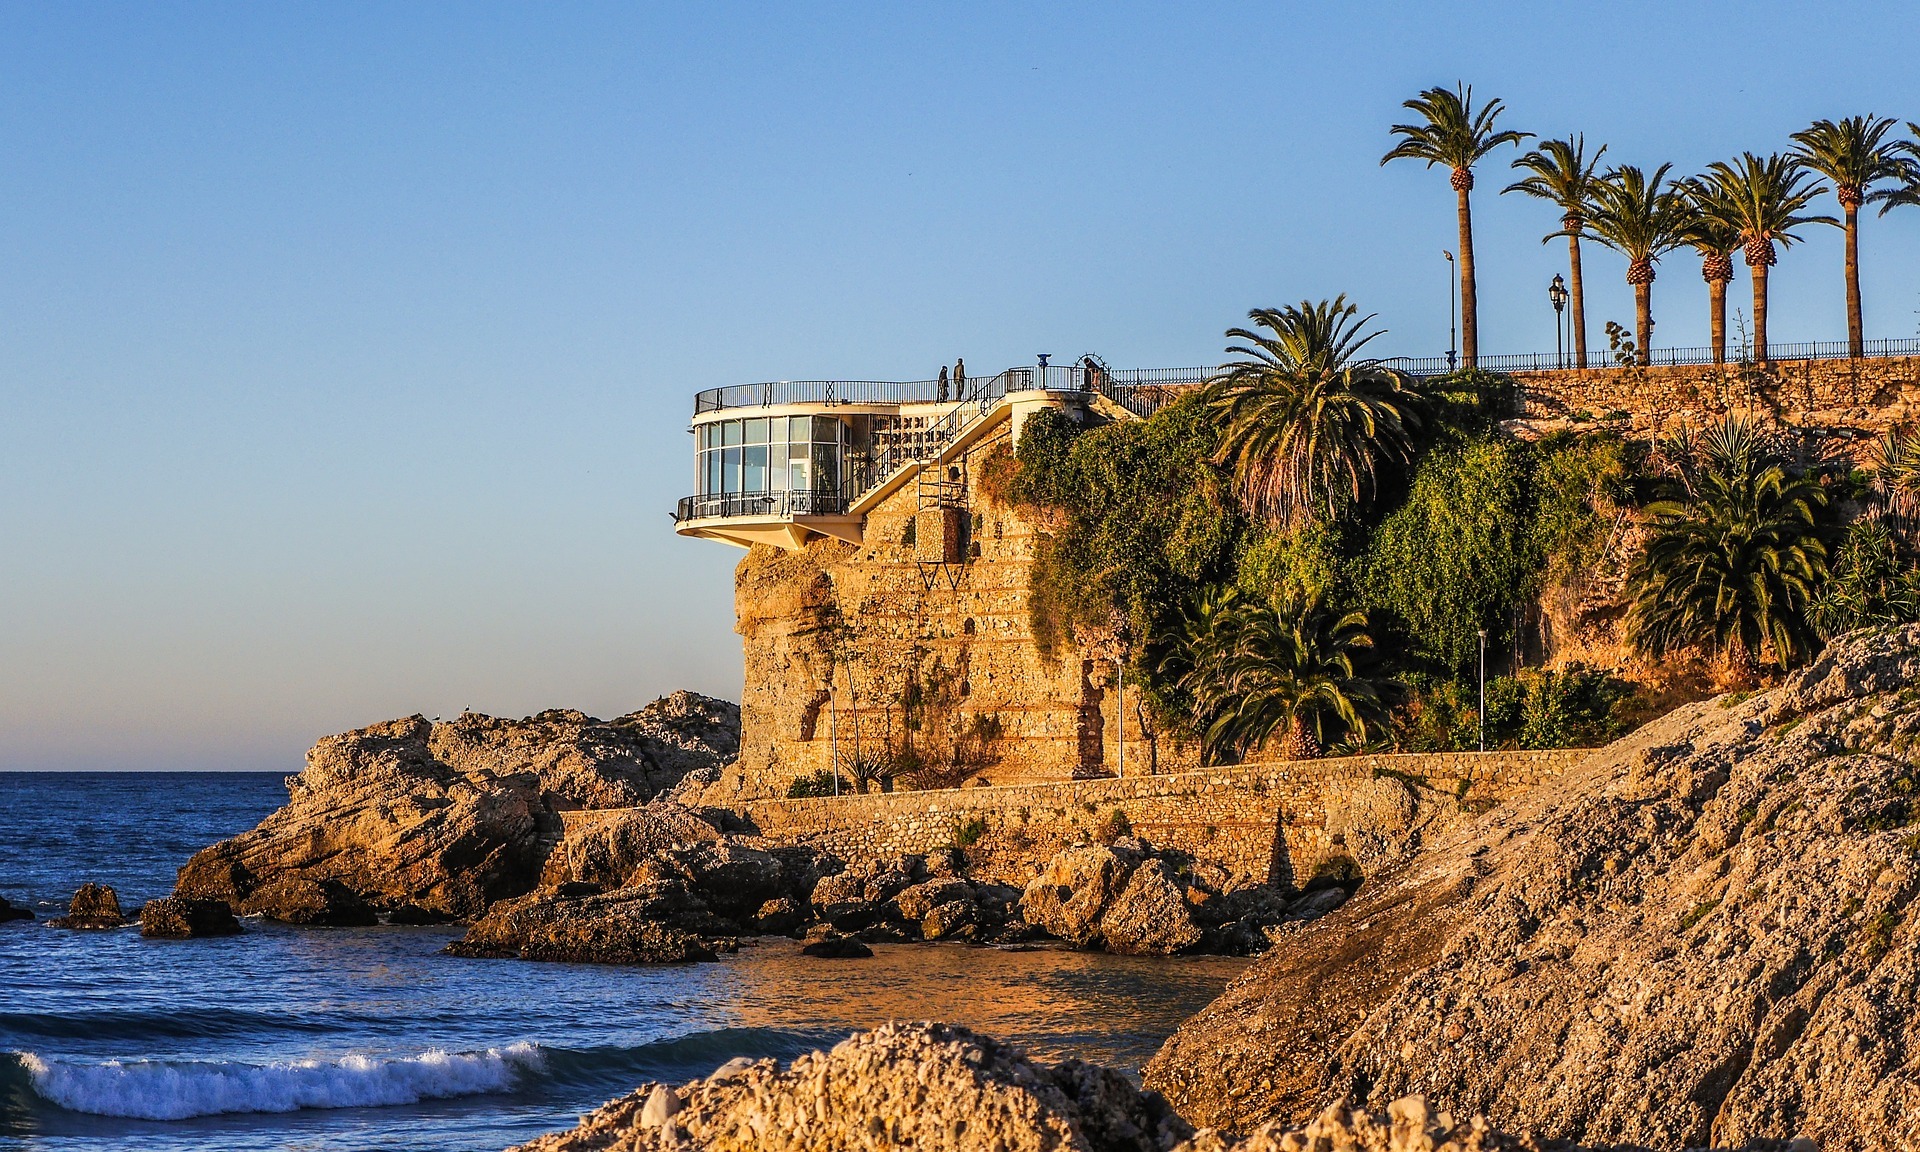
[723,750,1590,889]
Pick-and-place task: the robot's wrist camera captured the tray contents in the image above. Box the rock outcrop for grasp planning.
[139,896,242,938]
[48,883,124,929]
[0,895,34,923]
[1147,625,1920,1152]
[174,693,739,922]
[510,1021,1193,1152]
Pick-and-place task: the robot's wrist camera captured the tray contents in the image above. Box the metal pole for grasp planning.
[1478,629,1487,753]
[1445,251,1457,372]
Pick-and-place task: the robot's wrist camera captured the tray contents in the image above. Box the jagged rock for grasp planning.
[509,1021,1192,1152]
[800,936,873,958]
[1100,859,1203,956]
[139,896,241,938]
[893,877,976,923]
[174,694,739,922]
[1173,1096,1695,1152]
[540,804,724,889]
[445,886,721,964]
[648,840,788,919]
[48,883,125,929]
[921,900,980,941]
[1147,625,1920,1152]
[240,876,379,926]
[1020,845,1135,946]
[750,896,805,934]
[0,896,32,923]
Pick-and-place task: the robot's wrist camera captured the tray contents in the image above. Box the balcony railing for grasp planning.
[675,490,851,523]
[1380,337,1920,378]
[692,364,1222,416]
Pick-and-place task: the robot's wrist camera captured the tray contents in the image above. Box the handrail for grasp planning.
[675,490,851,523]
[1381,337,1920,377]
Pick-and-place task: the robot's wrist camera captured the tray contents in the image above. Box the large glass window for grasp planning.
[696,415,847,500]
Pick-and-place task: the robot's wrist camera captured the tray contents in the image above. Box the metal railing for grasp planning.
[1380,337,1920,378]
[692,364,1223,416]
[675,490,851,523]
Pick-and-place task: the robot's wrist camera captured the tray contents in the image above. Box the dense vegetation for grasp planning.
[1012,300,1920,764]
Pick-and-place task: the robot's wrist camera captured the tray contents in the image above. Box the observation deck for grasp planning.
[672,362,1213,550]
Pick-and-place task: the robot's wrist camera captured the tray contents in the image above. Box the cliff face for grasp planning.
[175,692,739,922]
[1146,625,1920,1151]
[712,420,1199,804]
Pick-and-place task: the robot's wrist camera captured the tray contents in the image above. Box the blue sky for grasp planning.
[5,2,1920,770]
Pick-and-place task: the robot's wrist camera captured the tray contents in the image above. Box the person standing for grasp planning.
[937,365,949,402]
[953,358,966,399]
[1081,356,1099,392]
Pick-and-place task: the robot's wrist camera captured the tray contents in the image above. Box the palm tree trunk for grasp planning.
[1568,233,1589,369]
[1709,278,1728,365]
[1457,185,1478,370]
[1279,716,1320,761]
[1844,203,1863,358]
[1634,281,1654,366]
[1753,263,1771,365]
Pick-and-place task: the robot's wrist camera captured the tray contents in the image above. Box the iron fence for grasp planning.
[675,490,850,523]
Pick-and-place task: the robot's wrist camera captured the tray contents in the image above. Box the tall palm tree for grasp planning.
[1176,589,1391,762]
[1382,85,1530,370]
[1789,116,1918,358]
[1204,297,1422,527]
[1579,164,1691,365]
[1628,416,1828,675]
[1694,153,1835,364]
[1678,179,1745,364]
[1505,135,1606,368]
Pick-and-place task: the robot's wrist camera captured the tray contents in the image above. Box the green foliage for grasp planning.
[1628,416,1828,668]
[1237,519,1346,610]
[1531,433,1630,586]
[951,815,988,848]
[1411,369,1520,443]
[1205,297,1423,526]
[1395,665,1633,751]
[1810,518,1920,639]
[786,769,839,799]
[1173,588,1394,763]
[1014,395,1244,685]
[1363,436,1537,672]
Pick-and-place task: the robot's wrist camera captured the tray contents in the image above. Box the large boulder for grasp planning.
[542,805,724,889]
[0,896,32,923]
[509,1021,1191,1152]
[1019,846,1203,955]
[173,694,739,922]
[1147,625,1920,1152]
[445,885,725,964]
[140,896,241,938]
[48,883,124,929]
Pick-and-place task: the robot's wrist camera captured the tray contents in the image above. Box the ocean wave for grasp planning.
[8,1043,544,1120]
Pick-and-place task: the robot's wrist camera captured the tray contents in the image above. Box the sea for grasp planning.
[0,772,1245,1152]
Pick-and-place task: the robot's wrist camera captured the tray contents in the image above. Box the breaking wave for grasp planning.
[8,1043,544,1120]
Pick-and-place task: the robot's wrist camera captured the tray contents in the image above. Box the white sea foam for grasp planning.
[19,1043,544,1120]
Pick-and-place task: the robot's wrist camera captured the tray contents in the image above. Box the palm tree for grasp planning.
[1628,416,1828,676]
[1204,297,1422,527]
[1176,589,1391,762]
[1863,425,1920,535]
[1505,135,1606,368]
[1694,154,1835,364]
[1382,85,1530,370]
[1579,164,1691,365]
[1789,116,1917,358]
[1678,179,1744,364]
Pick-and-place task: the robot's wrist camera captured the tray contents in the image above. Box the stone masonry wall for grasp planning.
[728,749,1589,890]
[1513,355,1920,437]
[720,407,1197,805]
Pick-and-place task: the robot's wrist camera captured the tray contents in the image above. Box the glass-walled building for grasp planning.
[695,415,848,506]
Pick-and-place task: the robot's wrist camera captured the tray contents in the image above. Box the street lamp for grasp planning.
[1548,274,1569,369]
[1477,628,1488,753]
[1444,250,1458,372]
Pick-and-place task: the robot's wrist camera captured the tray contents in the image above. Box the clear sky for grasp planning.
[5,2,1920,770]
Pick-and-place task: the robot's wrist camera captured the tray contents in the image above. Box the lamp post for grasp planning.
[1477,628,1488,753]
[1549,274,1569,369]
[1444,250,1458,372]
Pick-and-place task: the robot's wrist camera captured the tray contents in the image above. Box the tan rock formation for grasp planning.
[1146,625,1920,1151]
[48,883,124,929]
[509,1021,1192,1152]
[175,693,739,922]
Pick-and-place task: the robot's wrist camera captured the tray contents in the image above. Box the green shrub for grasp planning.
[952,815,988,848]
[1093,809,1133,845]
[786,770,839,799]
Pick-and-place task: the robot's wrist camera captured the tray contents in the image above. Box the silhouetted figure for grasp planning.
[1081,356,1099,392]
[954,358,966,398]
[937,365,949,402]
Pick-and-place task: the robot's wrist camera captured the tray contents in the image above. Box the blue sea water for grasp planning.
[0,772,1244,1151]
